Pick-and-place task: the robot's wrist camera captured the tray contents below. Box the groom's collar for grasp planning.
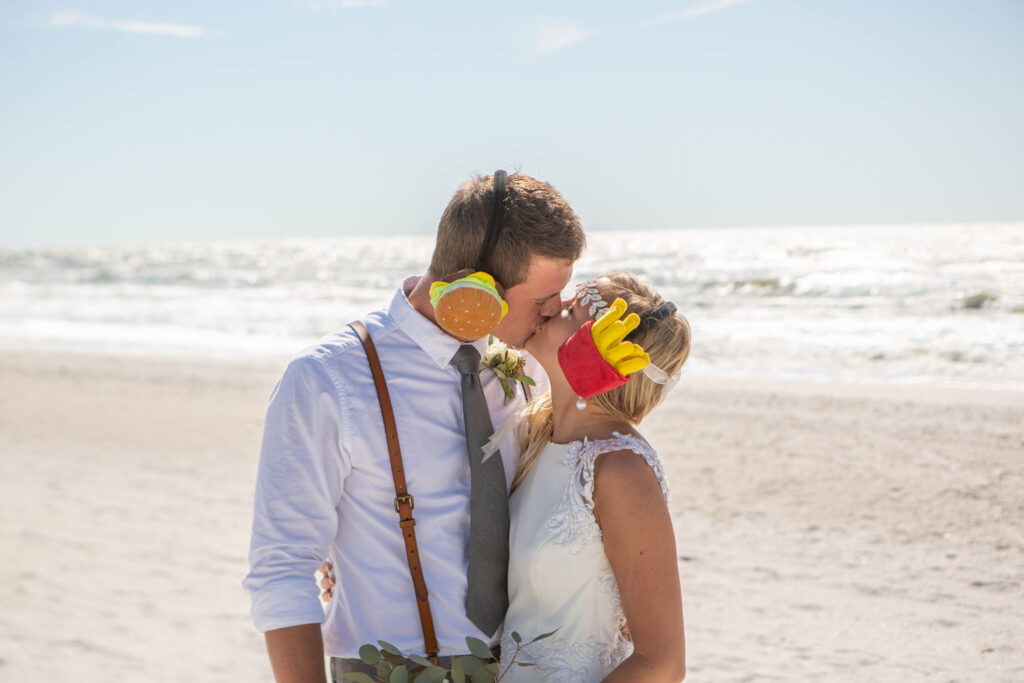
[389,275,490,369]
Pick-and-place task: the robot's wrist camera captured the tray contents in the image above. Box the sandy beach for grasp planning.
[1,349,1021,682]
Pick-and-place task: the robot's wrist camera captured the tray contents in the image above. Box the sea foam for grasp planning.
[2,224,1021,389]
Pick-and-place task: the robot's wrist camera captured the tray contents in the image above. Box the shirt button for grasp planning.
[438,357,446,366]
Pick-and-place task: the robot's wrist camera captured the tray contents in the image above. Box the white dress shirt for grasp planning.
[244,276,544,657]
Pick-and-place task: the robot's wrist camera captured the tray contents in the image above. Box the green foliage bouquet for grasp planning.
[342,629,558,683]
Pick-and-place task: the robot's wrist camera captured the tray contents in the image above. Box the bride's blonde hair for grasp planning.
[511,273,691,491]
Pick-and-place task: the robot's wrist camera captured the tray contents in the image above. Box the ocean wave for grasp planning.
[1,224,1021,386]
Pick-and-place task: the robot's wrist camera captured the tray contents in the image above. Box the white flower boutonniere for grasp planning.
[482,336,536,403]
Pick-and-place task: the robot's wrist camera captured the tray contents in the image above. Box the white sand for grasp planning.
[1,351,1021,682]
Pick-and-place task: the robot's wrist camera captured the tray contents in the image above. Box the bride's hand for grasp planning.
[317,561,335,602]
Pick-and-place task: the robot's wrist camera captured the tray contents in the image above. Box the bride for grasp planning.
[500,272,689,682]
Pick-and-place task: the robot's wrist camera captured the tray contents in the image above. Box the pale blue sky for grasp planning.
[1,0,1022,247]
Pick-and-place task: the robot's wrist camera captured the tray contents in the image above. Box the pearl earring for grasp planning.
[575,395,587,410]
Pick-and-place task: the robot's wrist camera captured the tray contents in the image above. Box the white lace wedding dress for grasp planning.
[499,433,669,683]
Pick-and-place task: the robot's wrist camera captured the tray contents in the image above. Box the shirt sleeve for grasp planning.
[243,354,351,632]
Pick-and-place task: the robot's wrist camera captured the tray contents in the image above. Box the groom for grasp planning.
[244,171,586,683]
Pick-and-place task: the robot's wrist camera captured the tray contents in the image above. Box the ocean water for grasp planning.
[2,223,1021,389]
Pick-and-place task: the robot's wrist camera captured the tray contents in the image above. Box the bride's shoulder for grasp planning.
[591,432,670,503]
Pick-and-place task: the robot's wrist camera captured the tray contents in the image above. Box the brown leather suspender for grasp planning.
[349,321,440,660]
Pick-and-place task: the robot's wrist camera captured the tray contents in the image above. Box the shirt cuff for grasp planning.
[249,581,327,633]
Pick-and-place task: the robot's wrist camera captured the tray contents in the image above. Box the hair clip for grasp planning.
[648,300,677,321]
[627,299,677,338]
[575,280,609,319]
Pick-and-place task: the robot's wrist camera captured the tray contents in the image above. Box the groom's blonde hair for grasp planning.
[428,172,586,288]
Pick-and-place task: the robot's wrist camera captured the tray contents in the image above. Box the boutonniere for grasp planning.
[482,336,536,403]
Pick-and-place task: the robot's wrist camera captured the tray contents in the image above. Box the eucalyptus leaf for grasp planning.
[515,375,536,386]
[379,640,404,657]
[510,631,522,644]
[470,670,494,683]
[483,662,499,675]
[465,637,493,660]
[342,674,375,683]
[517,662,535,667]
[454,656,483,675]
[412,666,447,683]
[530,627,561,644]
[389,664,409,683]
[358,644,381,665]
[451,660,466,683]
[407,653,433,669]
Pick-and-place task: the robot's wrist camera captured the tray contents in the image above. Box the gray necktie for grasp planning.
[450,345,509,637]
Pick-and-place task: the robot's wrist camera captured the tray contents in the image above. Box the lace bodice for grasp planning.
[501,433,669,682]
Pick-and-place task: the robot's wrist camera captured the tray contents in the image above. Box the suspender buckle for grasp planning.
[394,494,415,513]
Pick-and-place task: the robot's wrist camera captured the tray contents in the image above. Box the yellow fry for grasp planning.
[598,315,640,349]
[604,342,635,364]
[596,312,639,347]
[617,355,651,376]
[621,312,640,336]
[618,347,648,364]
[592,298,628,337]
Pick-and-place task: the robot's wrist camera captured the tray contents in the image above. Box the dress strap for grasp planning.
[576,432,669,503]
[548,432,670,555]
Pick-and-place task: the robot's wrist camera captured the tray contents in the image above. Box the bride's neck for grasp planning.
[549,380,633,444]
